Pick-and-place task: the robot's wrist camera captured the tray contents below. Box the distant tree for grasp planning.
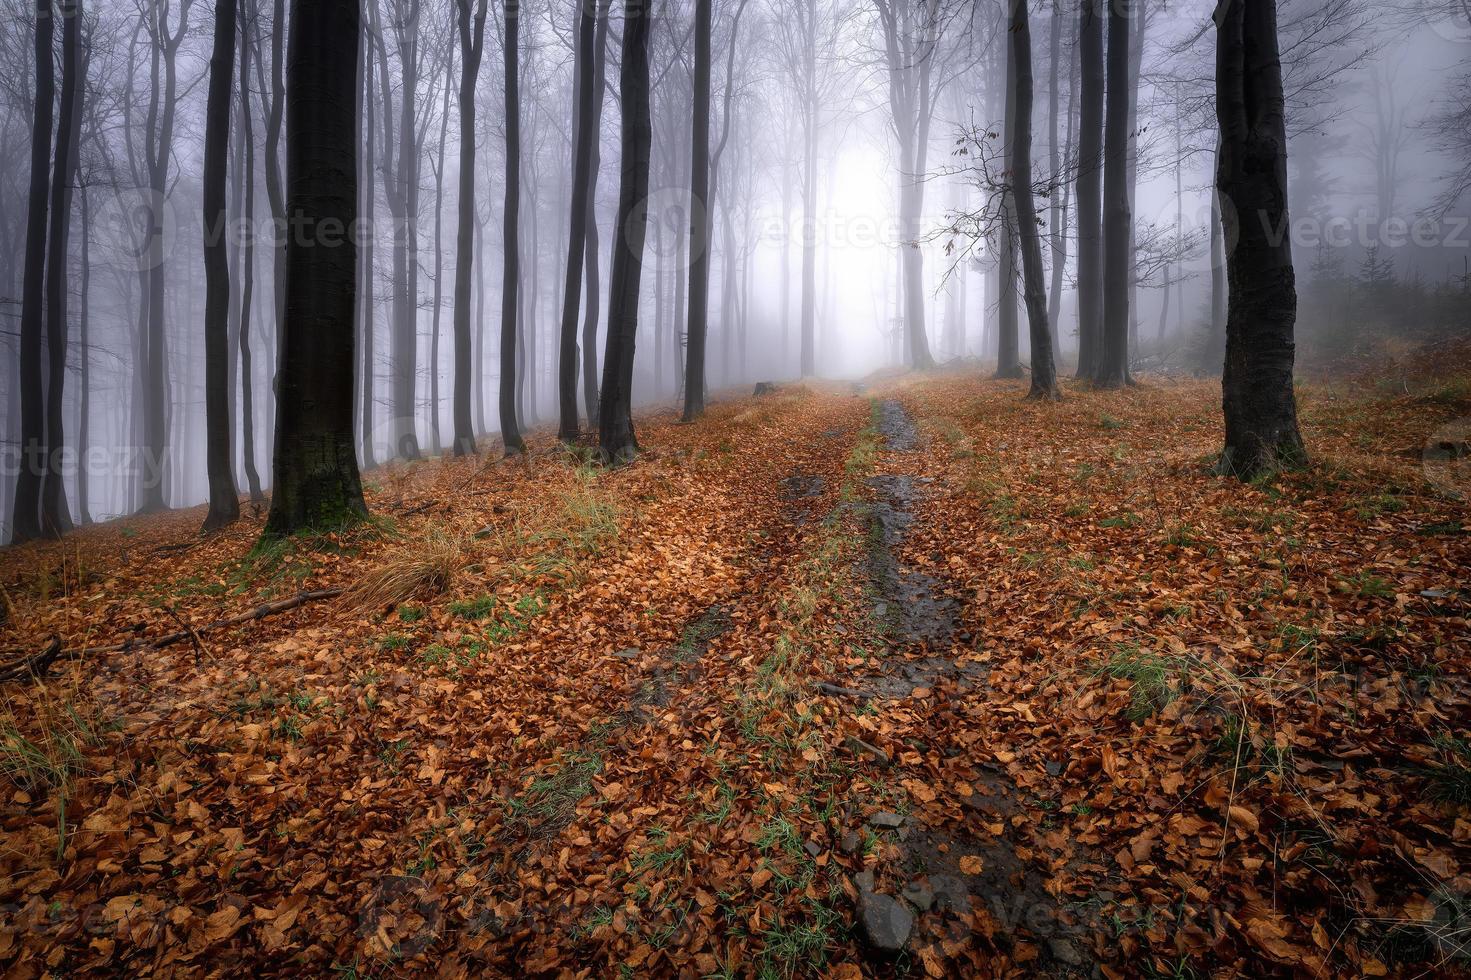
[1215,0,1306,478]
[498,0,525,455]
[264,0,368,535]
[453,0,488,454]
[11,0,54,544]
[1008,0,1060,401]
[581,0,612,427]
[203,0,241,531]
[598,0,653,463]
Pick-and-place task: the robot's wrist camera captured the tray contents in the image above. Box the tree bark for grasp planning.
[556,0,595,441]
[682,0,713,419]
[581,0,610,428]
[203,0,241,532]
[265,0,367,536]
[239,0,264,501]
[598,0,652,463]
[1073,0,1103,381]
[994,36,1022,380]
[1215,0,1305,477]
[452,0,487,455]
[1010,0,1059,400]
[498,0,525,454]
[1096,0,1131,388]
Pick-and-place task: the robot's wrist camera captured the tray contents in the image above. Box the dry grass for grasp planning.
[345,530,466,612]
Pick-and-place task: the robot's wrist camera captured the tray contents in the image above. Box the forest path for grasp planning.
[4,370,1471,978]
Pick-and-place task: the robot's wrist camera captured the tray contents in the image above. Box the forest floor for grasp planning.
[2,346,1470,978]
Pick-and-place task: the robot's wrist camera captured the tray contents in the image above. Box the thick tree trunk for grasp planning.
[1011,0,1059,400]
[203,0,241,532]
[556,0,595,440]
[598,0,652,463]
[359,25,378,468]
[498,0,525,454]
[264,0,368,536]
[76,183,91,525]
[1215,0,1305,478]
[1096,0,1131,388]
[1074,0,1103,381]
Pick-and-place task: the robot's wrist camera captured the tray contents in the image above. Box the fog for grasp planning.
[1,0,1468,539]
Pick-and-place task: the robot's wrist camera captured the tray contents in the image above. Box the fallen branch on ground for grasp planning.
[0,588,345,683]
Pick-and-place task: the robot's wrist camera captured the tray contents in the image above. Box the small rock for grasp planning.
[804,840,823,858]
[853,870,876,894]
[753,381,778,396]
[613,647,640,660]
[858,891,913,952]
[1045,759,1062,777]
[868,811,904,829]
[901,879,935,912]
[873,601,889,618]
[1048,937,1085,967]
[840,831,862,855]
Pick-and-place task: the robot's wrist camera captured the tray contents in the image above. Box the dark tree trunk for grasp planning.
[428,58,451,456]
[1010,0,1059,400]
[682,0,713,420]
[1073,0,1103,381]
[556,0,595,440]
[453,0,487,455]
[77,183,92,525]
[359,19,378,467]
[598,0,652,463]
[203,0,241,532]
[581,0,610,428]
[1096,0,1131,388]
[498,0,525,454]
[264,0,367,536]
[1215,0,1305,477]
[239,1,264,501]
[994,39,1022,379]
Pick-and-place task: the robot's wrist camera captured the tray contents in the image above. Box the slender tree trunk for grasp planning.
[800,0,818,376]
[1096,0,1131,388]
[994,39,1022,379]
[557,0,595,440]
[40,0,83,536]
[1010,0,1059,400]
[598,0,652,463]
[264,0,367,536]
[498,0,525,454]
[473,207,487,434]
[452,0,487,454]
[1215,0,1305,477]
[239,1,264,501]
[359,22,378,468]
[428,60,452,455]
[581,0,610,427]
[1074,0,1103,380]
[76,183,91,525]
[682,0,713,418]
[204,0,242,531]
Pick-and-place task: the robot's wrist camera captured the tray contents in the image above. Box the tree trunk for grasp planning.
[204,0,241,532]
[428,57,451,455]
[581,0,610,428]
[1074,0,1103,381]
[1096,0,1131,388]
[1215,0,1305,478]
[598,0,652,463]
[452,0,487,454]
[682,0,713,419]
[1011,0,1059,400]
[556,0,595,440]
[800,0,817,376]
[77,182,92,525]
[994,39,1022,379]
[239,1,264,501]
[41,0,82,537]
[498,0,525,454]
[359,20,378,468]
[264,0,368,536]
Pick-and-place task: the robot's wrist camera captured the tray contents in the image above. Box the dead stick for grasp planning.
[0,587,345,683]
